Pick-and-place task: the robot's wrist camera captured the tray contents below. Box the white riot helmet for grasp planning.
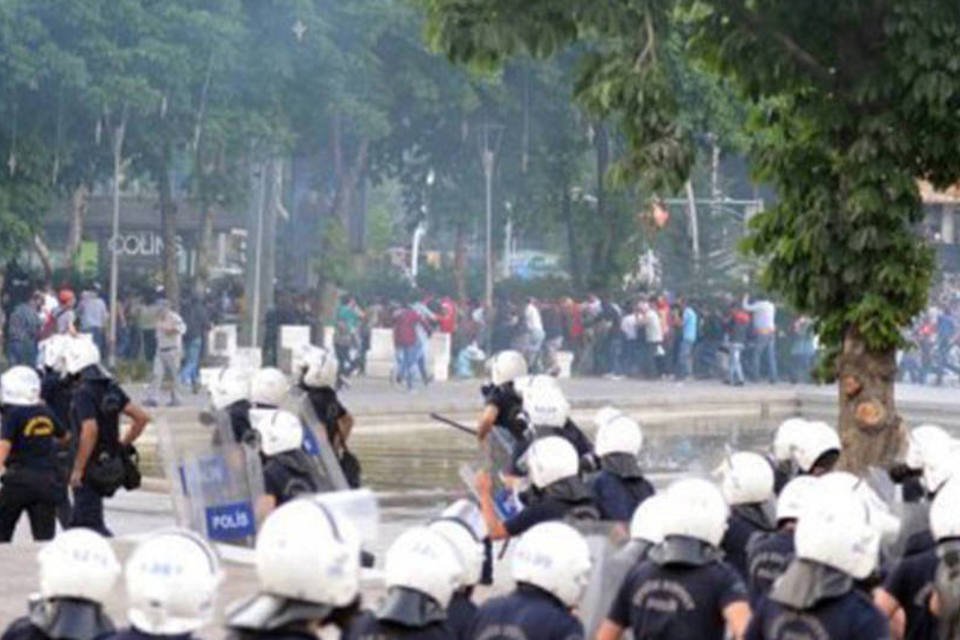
[931,476,960,541]
[512,374,559,399]
[659,478,729,547]
[253,499,361,607]
[1,366,41,406]
[63,337,101,375]
[429,514,485,589]
[489,350,527,386]
[126,530,222,635]
[210,367,252,410]
[792,421,840,473]
[773,417,808,462]
[776,475,819,523]
[720,451,775,505]
[526,436,579,489]
[923,444,960,496]
[593,405,624,430]
[37,529,121,603]
[794,489,880,579]
[817,471,901,543]
[629,494,666,544]
[39,335,68,373]
[523,384,569,428]
[384,527,462,609]
[512,522,592,608]
[250,367,289,407]
[298,346,338,389]
[906,424,952,470]
[255,410,303,456]
[595,414,643,457]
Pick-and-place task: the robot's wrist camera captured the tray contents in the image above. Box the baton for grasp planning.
[429,413,478,436]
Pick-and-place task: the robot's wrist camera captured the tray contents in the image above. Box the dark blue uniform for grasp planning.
[40,369,76,526]
[262,451,323,507]
[504,480,599,537]
[468,584,583,640]
[745,590,890,639]
[721,505,775,581]
[590,470,654,522]
[105,628,196,640]
[483,383,524,440]
[69,374,130,536]
[607,557,748,639]
[445,591,476,640]
[347,611,451,639]
[0,404,68,541]
[226,400,253,444]
[882,548,937,640]
[746,529,795,602]
[227,631,316,640]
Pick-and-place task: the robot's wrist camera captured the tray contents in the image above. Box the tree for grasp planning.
[685,0,960,472]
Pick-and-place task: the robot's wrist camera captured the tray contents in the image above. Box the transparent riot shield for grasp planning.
[156,410,264,546]
[459,426,524,520]
[289,393,350,492]
[576,521,628,639]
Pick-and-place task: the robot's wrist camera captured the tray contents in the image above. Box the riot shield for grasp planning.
[459,426,524,520]
[289,393,351,492]
[156,410,264,546]
[575,521,627,638]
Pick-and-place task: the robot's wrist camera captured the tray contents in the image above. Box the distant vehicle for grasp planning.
[508,251,570,281]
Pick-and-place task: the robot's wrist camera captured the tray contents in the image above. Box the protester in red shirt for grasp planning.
[392,301,423,390]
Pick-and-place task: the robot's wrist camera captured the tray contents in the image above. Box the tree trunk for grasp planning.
[32,234,53,285]
[836,326,905,475]
[453,220,467,304]
[158,141,180,311]
[331,138,369,225]
[64,183,88,272]
[562,183,581,289]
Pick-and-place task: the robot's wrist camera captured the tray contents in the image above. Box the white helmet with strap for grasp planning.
[1,365,41,406]
[37,529,121,603]
[522,384,569,428]
[296,345,338,389]
[931,476,960,541]
[489,350,527,386]
[719,451,775,505]
[526,436,579,489]
[792,421,840,473]
[384,526,462,609]
[511,522,592,608]
[906,424,953,471]
[209,367,252,410]
[775,475,819,523]
[659,478,729,547]
[125,529,222,635]
[629,494,666,544]
[794,489,880,579]
[250,367,289,407]
[63,336,101,375]
[772,417,808,463]
[595,414,643,457]
[254,409,304,456]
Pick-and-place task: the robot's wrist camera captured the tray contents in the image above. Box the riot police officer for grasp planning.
[209,366,254,444]
[63,337,149,535]
[468,522,592,640]
[513,375,595,466]
[0,366,70,541]
[476,435,599,540]
[248,367,290,429]
[596,478,751,640]
[893,424,952,502]
[745,488,888,639]
[427,501,486,639]
[349,526,461,639]
[719,451,777,581]
[254,410,325,517]
[590,411,654,522]
[1,528,120,640]
[475,350,527,443]
[295,345,361,487]
[37,335,75,526]
[928,476,960,638]
[746,475,817,601]
[107,530,221,640]
[226,499,363,640]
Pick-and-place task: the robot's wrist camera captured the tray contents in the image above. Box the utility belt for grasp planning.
[85,445,141,497]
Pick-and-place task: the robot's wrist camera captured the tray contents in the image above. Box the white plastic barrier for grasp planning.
[207,324,237,358]
[557,351,574,379]
[230,347,262,370]
[427,332,451,382]
[278,325,311,372]
[365,328,396,378]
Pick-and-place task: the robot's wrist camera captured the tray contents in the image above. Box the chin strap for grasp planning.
[29,598,115,640]
[226,593,335,632]
[600,453,644,479]
[769,559,853,610]
[376,588,446,628]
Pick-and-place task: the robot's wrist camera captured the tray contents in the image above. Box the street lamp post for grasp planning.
[478,124,503,311]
